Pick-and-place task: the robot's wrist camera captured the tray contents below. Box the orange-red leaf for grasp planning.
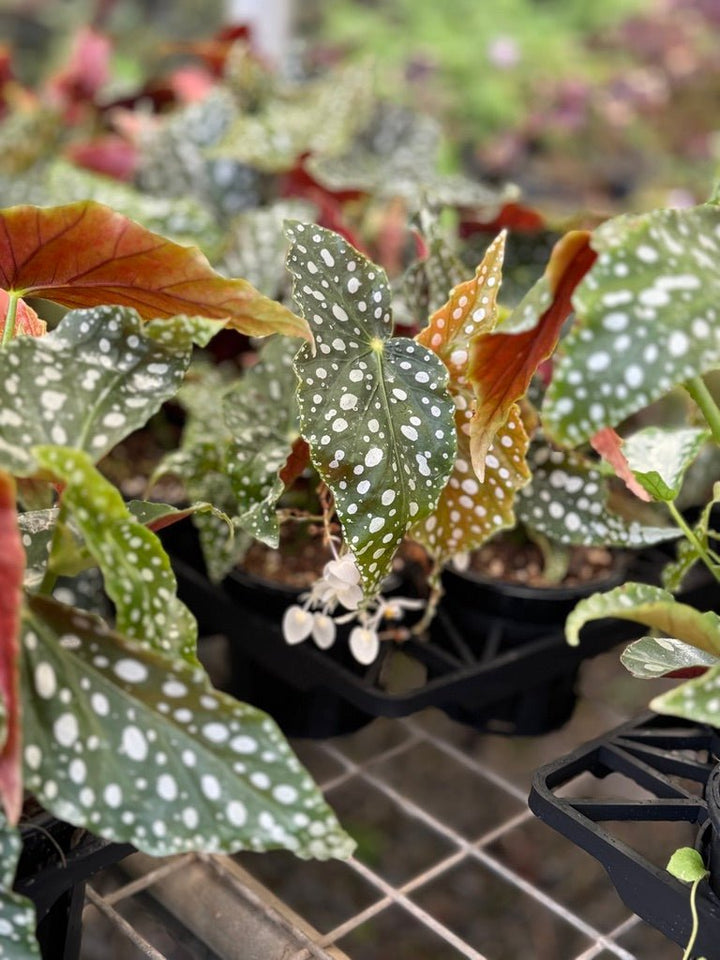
[413,233,530,563]
[0,201,310,342]
[468,230,596,478]
[279,437,310,489]
[590,427,652,502]
[0,472,23,825]
[0,290,45,339]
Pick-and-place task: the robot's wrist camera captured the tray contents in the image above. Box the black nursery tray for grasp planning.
[529,712,720,958]
[17,808,133,960]
[164,522,720,738]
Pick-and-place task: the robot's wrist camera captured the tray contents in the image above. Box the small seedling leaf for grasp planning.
[667,847,708,883]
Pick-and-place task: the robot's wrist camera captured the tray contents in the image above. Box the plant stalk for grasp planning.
[668,502,720,584]
[682,874,702,960]
[37,500,68,597]
[684,377,720,446]
[1,292,19,348]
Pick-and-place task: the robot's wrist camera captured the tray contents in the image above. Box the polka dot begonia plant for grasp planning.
[0,202,357,956]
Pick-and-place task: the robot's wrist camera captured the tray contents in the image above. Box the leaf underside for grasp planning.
[413,233,530,564]
[286,221,456,593]
[0,201,309,341]
[621,426,710,502]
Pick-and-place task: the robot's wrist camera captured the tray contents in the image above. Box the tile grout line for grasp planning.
[321,744,612,950]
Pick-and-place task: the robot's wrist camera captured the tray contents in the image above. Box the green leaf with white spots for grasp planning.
[402,211,469,326]
[622,426,710,502]
[544,204,720,445]
[566,582,720,653]
[666,847,708,883]
[0,817,40,959]
[285,222,456,594]
[221,202,317,299]
[33,448,198,664]
[517,445,681,547]
[18,510,61,589]
[21,594,355,861]
[652,663,720,725]
[620,636,718,679]
[126,500,229,534]
[0,306,197,476]
[224,336,302,547]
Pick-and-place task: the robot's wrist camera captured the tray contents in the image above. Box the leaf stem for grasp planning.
[682,874,702,960]
[684,377,720,446]
[668,501,720,584]
[37,499,67,597]
[1,292,19,348]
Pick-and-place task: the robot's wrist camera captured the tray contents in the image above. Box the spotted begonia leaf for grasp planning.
[286,222,456,594]
[620,636,717,680]
[543,204,720,445]
[402,211,470,327]
[18,510,60,589]
[0,816,40,958]
[468,231,595,476]
[126,500,226,534]
[662,483,720,591]
[224,336,302,546]
[566,582,720,653]
[652,663,720,725]
[0,201,310,342]
[34,447,198,664]
[21,594,355,861]
[516,445,680,547]
[412,234,530,565]
[0,473,22,825]
[621,426,710,502]
[0,306,202,475]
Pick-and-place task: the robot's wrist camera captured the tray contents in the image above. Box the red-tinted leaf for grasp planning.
[66,136,138,182]
[47,27,111,113]
[468,230,595,478]
[165,25,253,76]
[0,201,310,341]
[281,159,368,253]
[0,291,45,339]
[279,437,310,489]
[169,66,216,104]
[459,202,545,237]
[667,667,709,679]
[0,472,23,825]
[590,426,652,502]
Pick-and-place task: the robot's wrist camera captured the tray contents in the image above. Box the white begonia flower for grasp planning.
[311,613,336,650]
[318,554,364,610]
[349,625,380,665]
[282,605,314,645]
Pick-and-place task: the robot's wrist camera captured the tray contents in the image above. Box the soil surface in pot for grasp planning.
[239,523,341,590]
[463,535,615,588]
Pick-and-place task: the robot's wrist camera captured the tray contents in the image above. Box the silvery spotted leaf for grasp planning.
[0,306,199,476]
[285,222,456,594]
[544,204,720,445]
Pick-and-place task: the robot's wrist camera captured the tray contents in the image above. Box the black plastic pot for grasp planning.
[16,806,133,960]
[160,520,709,738]
[529,712,720,957]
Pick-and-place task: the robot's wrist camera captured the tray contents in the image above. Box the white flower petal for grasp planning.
[281,605,314,645]
[336,582,364,611]
[324,555,361,585]
[312,614,336,650]
[349,626,380,665]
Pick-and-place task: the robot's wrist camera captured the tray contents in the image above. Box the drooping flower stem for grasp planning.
[1,293,19,349]
[38,500,69,597]
[684,376,720,446]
